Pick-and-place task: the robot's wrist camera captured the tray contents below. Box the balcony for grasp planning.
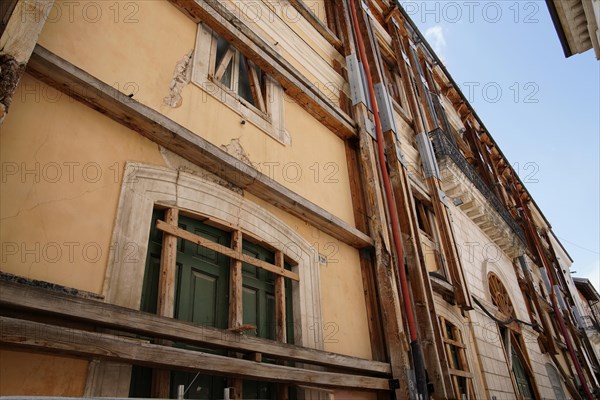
[581,315,600,333]
[430,128,526,258]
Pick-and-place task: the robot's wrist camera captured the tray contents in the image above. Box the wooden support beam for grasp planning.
[167,0,355,140]
[157,209,179,318]
[156,220,300,281]
[246,59,266,113]
[355,10,449,397]
[336,0,387,366]
[287,0,343,51]
[26,45,373,250]
[402,33,472,311]
[345,139,387,363]
[152,208,179,398]
[0,316,390,391]
[229,230,244,329]
[274,250,289,400]
[0,280,391,376]
[336,2,412,398]
[228,229,243,399]
[388,18,463,396]
[0,0,54,125]
[274,251,287,343]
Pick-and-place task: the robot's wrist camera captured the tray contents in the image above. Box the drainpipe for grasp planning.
[511,174,593,400]
[347,1,428,398]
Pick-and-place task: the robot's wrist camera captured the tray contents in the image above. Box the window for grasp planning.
[132,209,297,399]
[192,24,289,144]
[382,57,404,108]
[90,164,324,396]
[488,273,539,400]
[545,364,566,400]
[414,197,446,276]
[212,34,267,114]
[439,318,475,399]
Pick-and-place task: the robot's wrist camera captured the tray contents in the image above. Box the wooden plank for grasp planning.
[157,209,179,318]
[156,220,300,281]
[0,0,54,125]
[287,0,343,51]
[214,47,235,81]
[352,6,449,399]
[0,280,391,376]
[228,229,243,400]
[246,58,266,113]
[336,1,411,398]
[344,139,387,362]
[167,0,355,140]
[26,45,373,250]
[388,18,455,397]
[229,229,243,328]
[0,316,390,391]
[402,35,473,311]
[448,369,473,379]
[274,251,289,400]
[152,207,179,398]
[442,337,467,349]
[274,251,287,343]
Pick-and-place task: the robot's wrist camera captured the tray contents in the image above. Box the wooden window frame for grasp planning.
[88,163,325,396]
[150,206,298,396]
[414,196,448,279]
[439,317,476,400]
[488,272,542,400]
[377,39,412,122]
[192,23,289,145]
[210,32,269,118]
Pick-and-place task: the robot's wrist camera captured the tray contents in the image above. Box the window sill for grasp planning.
[429,272,456,304]
[191,79,290,146]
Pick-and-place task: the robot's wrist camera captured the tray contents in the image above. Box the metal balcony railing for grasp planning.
[429,128,526,243]
[581,315,600,332]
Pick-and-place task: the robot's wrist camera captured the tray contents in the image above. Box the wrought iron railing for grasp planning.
[429,128,526,243]
[581,315,600,332]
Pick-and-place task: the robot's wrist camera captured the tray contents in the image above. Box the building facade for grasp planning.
[1,1,599,399]
[547,0,600,59]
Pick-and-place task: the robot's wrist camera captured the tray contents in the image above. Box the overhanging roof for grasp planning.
[573,277,600,302]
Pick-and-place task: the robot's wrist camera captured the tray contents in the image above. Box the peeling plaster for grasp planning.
[163,50,193,108]
[221,137,256,168]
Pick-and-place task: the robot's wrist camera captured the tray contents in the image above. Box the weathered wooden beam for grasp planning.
[26,45,373,249]
[0,316,390,391]
[0,280,391,376]
[274,251,287,343]
[229,229,243,329]
[156,220,300,281]
[228,229,243,400]
[157,210,179,319]
[152,208,179,398]
[167,0,355,140]
[354,7,448,398]
[0,0,54,125]
[274,250,289,400]
[336,1,411,398]
[287,0,343,51]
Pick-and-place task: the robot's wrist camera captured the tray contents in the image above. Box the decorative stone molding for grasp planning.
[439,158,526,259]
[88,162,324,395]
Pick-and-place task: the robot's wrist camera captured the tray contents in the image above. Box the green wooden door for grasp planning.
[131,211,294,399]
[170,215,231,399]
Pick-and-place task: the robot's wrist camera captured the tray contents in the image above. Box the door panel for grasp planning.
[133,211,295,399]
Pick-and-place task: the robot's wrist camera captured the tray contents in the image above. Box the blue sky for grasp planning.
[399,1,600,290]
